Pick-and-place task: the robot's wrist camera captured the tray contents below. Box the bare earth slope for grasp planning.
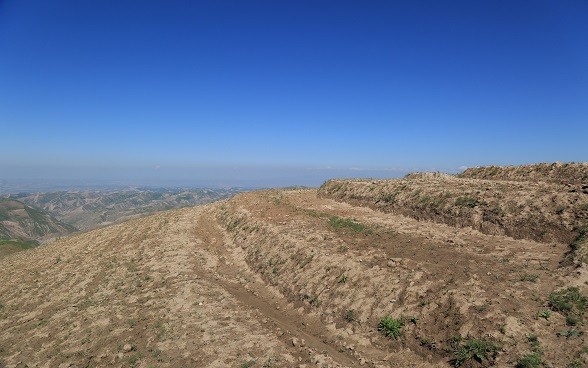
[1,184,587,367]
[0,198,77,242]
[458,162,588,185]
[318,172,588,245]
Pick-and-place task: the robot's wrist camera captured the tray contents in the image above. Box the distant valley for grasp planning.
[6,187,250,231]
[0,198,77,239]
[0,187,249,248]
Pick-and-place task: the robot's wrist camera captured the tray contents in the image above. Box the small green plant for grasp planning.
[309,295,320,307]
[536,309,552,320]
[527,335,542,353]
[378,315,404,339]
[128,352,143,367]
[343,309,355,322]
[557,329,584,339]
[240,360,256,368]
[454,196,483,208]
[567,359,584,368]
[262,354,280,367]
[516,352,542,368]
[339,274,348,283]
[516,273,539,283]
[409,316,419,325]
[566,314,579,326]
[451,337,501,367]
[498,324,506,334]
[149,348,163,362]
[379,193,397,203]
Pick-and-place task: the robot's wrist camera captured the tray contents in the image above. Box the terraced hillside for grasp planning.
[1,167,587,367]
[458,162,588,185]
[319,172,588,245]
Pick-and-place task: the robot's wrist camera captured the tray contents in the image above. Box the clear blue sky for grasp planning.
[1,0,587,189]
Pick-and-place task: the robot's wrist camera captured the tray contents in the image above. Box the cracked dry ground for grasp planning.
[0,189,586,367]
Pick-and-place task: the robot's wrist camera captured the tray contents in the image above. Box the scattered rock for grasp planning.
[123,344,133,352]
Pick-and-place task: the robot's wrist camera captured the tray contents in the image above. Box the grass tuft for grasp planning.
[378,315,404,339]
[450,337,501,367]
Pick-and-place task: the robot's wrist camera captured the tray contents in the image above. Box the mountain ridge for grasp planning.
[0,198,77,242]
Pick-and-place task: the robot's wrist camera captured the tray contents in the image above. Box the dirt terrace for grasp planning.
[0,186,587,367]
[318,173,588,245]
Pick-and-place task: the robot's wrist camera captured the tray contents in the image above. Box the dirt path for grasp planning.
[0,201,358,368]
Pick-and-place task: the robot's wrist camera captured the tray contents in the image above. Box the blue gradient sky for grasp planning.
[1,1,587,189]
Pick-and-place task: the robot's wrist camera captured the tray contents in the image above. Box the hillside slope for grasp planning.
[318,171,588,245]
[1,184,587,367]
[0,198,77,242]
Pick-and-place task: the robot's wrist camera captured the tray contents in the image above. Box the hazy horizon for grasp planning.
[1,164,461,193]
[1,1,586,189]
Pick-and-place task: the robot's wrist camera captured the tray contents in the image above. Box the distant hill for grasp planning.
[0,198,77,243]
[7,187,249,230]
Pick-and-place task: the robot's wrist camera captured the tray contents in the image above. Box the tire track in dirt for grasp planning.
[188,206,359,367]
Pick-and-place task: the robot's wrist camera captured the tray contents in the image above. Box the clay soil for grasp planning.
[1,171,587,367]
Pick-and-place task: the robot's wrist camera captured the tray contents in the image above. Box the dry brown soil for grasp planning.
[0,186,587,367]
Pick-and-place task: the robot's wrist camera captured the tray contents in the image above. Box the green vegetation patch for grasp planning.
[517,353,542,368]
[0,239,38,258]
[548,286,587,325]
[450,336,501,367]
[305,209,372,234]
[327,215,372,234]
[454,195,484,208]
[568,224,588,265]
